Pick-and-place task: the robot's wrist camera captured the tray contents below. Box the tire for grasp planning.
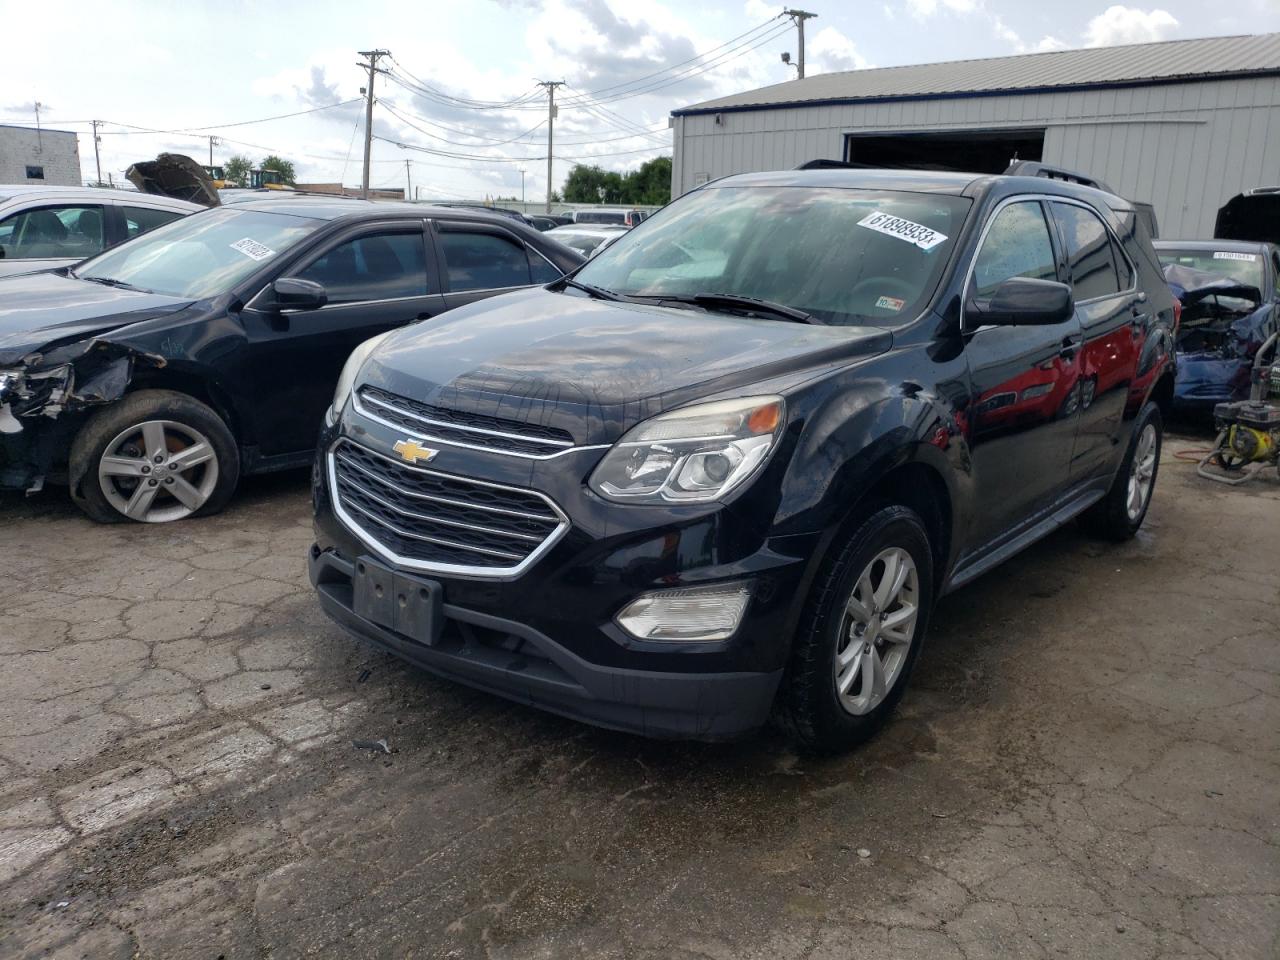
[1078,401,1162,542]
[68,390,240,524]
[777,505,935,755]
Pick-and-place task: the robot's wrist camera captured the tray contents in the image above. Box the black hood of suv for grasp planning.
[359,288,893,444]
[0,271,195,360]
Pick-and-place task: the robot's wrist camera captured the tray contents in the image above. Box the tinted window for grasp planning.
[1054,202,1121,301]
[529,249,564,283]
[124,206,185,239]
[972,201,1057,298]
[296,231,429,304]
[577,187,970,326]
[440,231,531,291]
[576,211,626,225]
[0,204,104,260]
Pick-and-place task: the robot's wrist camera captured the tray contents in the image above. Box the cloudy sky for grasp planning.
[2,0,1278,201]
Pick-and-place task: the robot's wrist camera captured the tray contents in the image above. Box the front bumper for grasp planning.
[308,410,819,740]
[309,547,782,739]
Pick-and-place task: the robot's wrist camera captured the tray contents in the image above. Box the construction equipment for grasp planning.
[1198,331,1280,485]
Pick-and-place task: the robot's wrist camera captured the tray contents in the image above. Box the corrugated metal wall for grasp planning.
[672,76,1280,238]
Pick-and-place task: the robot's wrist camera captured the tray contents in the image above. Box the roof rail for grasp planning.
[1003,160,1113,193]
[795,158,876,170]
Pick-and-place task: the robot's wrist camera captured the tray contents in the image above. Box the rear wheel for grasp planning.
[69,390,240,523]
[1079,401,1162,541]
[778,505,934,754]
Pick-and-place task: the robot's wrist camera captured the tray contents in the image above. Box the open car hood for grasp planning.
[1214,189,1280,245]
[1163,263,1262,305]
[126,153,220,208]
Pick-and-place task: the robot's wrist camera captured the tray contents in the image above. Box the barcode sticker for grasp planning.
[230,237,276,261]
[1213,251,1257,262]
[857,211,948,251]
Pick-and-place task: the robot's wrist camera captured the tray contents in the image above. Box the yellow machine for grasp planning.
[1199,332,1280,484]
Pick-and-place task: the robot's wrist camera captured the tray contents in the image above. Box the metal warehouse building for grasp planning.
[671,33,1280,238]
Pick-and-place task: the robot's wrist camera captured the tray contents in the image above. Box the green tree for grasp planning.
[260,155,297,184]
[561,157,671,206]
[223,155,252,187]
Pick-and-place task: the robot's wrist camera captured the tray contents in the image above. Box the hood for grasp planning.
[1215,190,1280,245]
[0,271,195,362]
[360,287,892,444]
[1162,263,1261,305]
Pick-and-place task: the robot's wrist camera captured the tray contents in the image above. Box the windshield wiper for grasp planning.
[631,292,815,324]
[78,275,150,293]
[558,276,627,302]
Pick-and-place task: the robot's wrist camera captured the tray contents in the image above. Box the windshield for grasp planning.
[1156,248,1264,297]
[77,207,318,298]
[576,186,970,325]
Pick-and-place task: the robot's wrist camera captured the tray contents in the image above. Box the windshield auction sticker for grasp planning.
[230,237,276,261]
[857,211,948,251]
[1213,251,1257,262]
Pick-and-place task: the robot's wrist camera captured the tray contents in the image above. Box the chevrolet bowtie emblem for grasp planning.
[392,439,438,464]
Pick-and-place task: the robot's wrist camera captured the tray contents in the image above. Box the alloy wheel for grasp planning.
[834,546,920,716]
[98,420,219,523]
[1126,423,1158,521]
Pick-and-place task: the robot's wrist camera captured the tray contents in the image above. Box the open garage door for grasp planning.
[844,128,1046,174]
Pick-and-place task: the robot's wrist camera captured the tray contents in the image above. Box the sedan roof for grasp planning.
[0,184,202,210]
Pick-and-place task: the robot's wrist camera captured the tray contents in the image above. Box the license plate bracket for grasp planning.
[353,555,443,646]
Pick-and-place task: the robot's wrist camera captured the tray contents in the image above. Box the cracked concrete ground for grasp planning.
[0,433,1276,959]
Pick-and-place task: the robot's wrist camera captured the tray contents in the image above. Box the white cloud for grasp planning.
[905,0,977,19]
[991,15,1022,49]
[807,26,872,73]
[1035,35,1069,52]
[744,0,781,17]
[1083,6,1179,47]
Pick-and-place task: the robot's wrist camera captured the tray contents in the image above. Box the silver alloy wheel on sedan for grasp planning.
[1126,423,1158,521]
[834,546,920,716]
[97,420,219,523]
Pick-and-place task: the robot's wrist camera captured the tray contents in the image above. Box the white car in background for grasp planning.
[546,224,629,258]
[0,186,201,277]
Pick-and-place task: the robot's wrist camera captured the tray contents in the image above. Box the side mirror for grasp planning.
[273,277,327,310]
[967,277,1073,326]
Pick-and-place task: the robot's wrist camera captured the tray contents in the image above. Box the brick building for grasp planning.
[0,125,82,186]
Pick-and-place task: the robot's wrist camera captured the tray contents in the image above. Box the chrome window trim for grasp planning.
[961,192,1138,334]
[327,439,571,580]
[351,389,607,461]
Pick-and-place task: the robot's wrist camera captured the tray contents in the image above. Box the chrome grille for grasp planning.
[355,386,576,459]
[329,439,567,576]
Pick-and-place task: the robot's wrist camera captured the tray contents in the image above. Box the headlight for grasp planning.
[330,331,394,421]
[588,396,784,504]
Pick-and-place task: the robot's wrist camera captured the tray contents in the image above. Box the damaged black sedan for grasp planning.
[0,197,581,522]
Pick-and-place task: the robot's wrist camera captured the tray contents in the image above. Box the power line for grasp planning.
[87,101,360,136]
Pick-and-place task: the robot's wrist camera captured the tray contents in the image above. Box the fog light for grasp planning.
[614,582,752,642]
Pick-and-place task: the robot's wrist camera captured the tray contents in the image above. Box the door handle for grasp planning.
[1059,335,1081,360]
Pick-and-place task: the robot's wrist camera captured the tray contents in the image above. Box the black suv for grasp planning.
[309,169,1176,752]
[0,197,581,522]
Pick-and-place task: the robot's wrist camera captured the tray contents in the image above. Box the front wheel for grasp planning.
[69,390,240,523]
[778,505,935,755]
[1079,401,1162,541]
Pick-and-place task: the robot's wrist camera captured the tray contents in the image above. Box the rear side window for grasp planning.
[1053,202,1122,301]
[296,231,429,304]
[577,211,626,225]
[972,201,1057,298]
[124,206,185,239]
[0,204,105,260]
[439,231,532,291]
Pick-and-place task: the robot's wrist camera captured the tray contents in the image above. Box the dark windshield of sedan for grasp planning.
[1156,248,1264,298]
[77,207,318,298]
[575,186,971,325]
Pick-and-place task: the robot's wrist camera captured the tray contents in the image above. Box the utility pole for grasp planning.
[356,49,390,199]
[782,9,818,79]
[91,120,103,186]
[34,102,44,153]
[519,168,526,205]
[537,80,564,214]
[208,135,219,168]
[404,159,412,201]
